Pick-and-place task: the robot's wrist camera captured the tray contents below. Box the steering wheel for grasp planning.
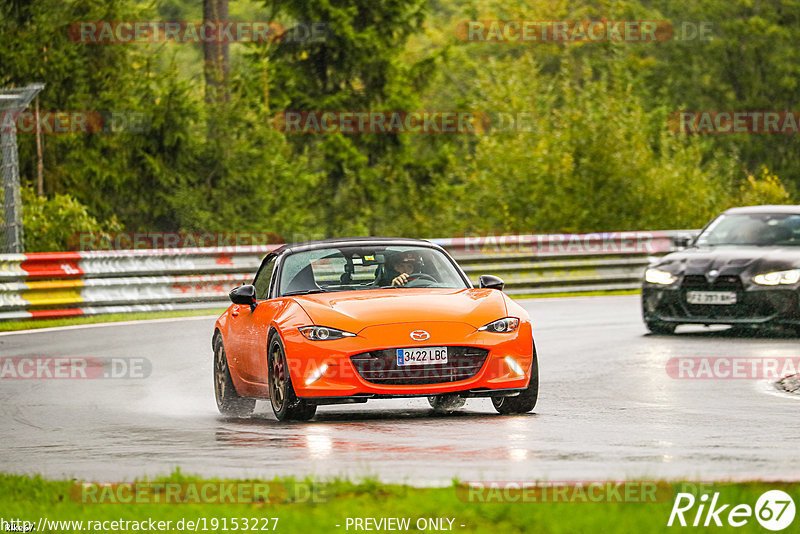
[405,272,438,287]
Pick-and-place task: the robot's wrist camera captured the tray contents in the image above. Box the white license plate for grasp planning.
[396,347,448,366]
[686,291,737,305]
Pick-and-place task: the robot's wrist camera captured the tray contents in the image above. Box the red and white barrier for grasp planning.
[0,246,277,320]
[0,232,691,321]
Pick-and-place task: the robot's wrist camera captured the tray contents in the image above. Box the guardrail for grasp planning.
[0,230,695,321]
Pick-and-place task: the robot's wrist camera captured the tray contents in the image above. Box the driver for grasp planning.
[734,219,768,245]
[382,251,422,287]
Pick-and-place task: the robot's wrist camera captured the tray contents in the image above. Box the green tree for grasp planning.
[245,0,449,235]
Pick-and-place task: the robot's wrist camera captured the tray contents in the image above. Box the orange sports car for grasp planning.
[213,237,538,421]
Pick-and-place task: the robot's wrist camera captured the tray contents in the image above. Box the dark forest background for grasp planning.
[1,0,797,251]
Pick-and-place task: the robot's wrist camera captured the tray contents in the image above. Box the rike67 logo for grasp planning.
[668,490,795,530]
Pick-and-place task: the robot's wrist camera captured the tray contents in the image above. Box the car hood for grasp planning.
[654,246,800,277]
[291,288,508,333]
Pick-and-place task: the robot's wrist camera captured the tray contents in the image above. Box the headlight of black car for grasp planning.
[644,268,677,285]
[753,269,800,286]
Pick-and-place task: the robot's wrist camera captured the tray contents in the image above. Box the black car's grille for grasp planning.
[680,274,747,317]
[684,303,757,318]
[350,347,489,385]
[645,273,800,320]
[681,293,796,319]
[681,274,744,291]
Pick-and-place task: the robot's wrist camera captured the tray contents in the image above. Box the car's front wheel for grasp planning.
[213,334,256,417]
[492,353,538,415]
[268,333,317,421]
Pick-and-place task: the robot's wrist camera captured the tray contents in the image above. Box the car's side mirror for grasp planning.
[674,234,694,248]
[479,275,505,291]
[229,284,257,311]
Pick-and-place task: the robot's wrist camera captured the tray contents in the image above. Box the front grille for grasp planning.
[350,347,489,385]
[680,274,748,317]
[683,302,760,318]
[648,287,799,321]
[681,274,743,290]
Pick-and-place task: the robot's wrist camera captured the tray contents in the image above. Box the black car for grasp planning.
[642,205,800,334]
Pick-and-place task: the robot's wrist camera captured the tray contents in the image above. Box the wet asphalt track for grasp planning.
[1,295,799,484]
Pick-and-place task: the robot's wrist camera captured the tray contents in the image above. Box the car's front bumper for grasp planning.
[280,321,535,399]
[303,388,528,406]
[642,283,800,326]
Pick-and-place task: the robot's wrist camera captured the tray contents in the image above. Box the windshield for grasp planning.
[696,213,800,247]
[278,245,468,296]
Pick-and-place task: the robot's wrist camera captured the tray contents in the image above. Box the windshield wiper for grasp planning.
[283,289,327,296]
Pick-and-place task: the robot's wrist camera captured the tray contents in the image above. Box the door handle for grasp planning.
[231,310,240,317]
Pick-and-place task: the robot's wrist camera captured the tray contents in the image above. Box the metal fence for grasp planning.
[433,231,682,295]
[0,84,45,254]
[0,230,695,321]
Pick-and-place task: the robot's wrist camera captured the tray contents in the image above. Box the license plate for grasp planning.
[396,347,448,366]
[686,291,737,305]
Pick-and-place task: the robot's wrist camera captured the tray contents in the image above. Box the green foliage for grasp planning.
[3,0,322,246]
[246,0,434,234]
[428,50,735,234]
[2,472,800,534]
[20,186,121,252]
[641,0,800,188]
[735,168,792,207]
[1,0,798,252]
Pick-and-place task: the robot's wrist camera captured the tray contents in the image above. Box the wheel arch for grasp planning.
[212,327,223,350]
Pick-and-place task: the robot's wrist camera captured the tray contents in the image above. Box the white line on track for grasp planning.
[0,314,219,337]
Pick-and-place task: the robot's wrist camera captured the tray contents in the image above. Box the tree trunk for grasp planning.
[203,0,229,139]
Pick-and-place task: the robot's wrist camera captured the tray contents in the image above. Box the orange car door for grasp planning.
[226,256,279,385]
[226,301,280,385]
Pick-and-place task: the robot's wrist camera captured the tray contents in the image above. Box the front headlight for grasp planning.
[645,268,677,285]
[299,326,356,341]
[753,269,800,286]
[478,317,520,333]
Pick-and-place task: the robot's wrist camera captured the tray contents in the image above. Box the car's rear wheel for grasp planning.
[492,353,538,415]
[213,334,256,416]
[428,394,466,413]
[646,320,677,335]
[268,333,316,421]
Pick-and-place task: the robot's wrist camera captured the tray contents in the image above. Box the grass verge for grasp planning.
[0,473,797,533]
[511,288,640,299]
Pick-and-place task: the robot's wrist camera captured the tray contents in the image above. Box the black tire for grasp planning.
[646,320,677,335]
[213,334,256,417]
[268,333,317,421]
[492,353,539,414]
[428,394,466,413]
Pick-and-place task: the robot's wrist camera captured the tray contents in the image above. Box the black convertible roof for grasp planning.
[723,205,800,215]
[270,236,440,256]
